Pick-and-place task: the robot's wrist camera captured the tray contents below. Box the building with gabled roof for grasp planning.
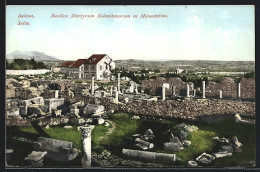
[60,54,115,80]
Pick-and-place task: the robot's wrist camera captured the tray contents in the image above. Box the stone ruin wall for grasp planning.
[7,97,255,126]
[96,97,255,119]
[141,77,255,100]
[141,77,193,96]
[240,78,255,99]
[6,77,255,126]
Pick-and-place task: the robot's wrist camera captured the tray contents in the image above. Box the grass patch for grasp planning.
[175,130,217,164]
[42,126,82,150]
[94,113,141,154]
[6,113,256,167]
[92,125,110,153]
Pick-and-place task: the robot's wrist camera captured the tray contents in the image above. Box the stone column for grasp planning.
[91,77,95,95]
[80,125,95,168]
[238,83,241,98]
[110,87,113,96]
[186,84,190,97]
[219,90,222,99]
[172,86,176,96]
[202,81,206,98]
[55,90,59,98]
[135,86,139,94]
[117,73,121,93]
[115,91,119,104]
[162,85,166,101]
[193,89,196,97]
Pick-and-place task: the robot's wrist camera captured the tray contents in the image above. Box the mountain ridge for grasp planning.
[6,51,61,61]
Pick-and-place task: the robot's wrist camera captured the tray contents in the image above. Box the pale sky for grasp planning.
[6,5,255,61]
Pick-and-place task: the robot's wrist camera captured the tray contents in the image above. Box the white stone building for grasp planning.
[60,54,115,80]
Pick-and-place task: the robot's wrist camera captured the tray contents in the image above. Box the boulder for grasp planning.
[104,121,110,127]
[98,118,105,125]
[232,136,243,152]
[187,160,198,167]
[132,115,140,120]
[182,140,191,146]
[24,151,47,167]
[64,125,73,129]
[234,113,242,123]
[164,142,183,151]
[196,152,215,164]
[176,123,198,133]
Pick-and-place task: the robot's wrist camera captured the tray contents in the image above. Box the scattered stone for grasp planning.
[176,123,198,133]
[182,140,191,146]
[6,149,14,164]
[104,121,110,127]
[179,130,188,140]
[141,129,155,141]
[78,118,86,124]
[98,118,105,125]
[187,160,198,167]
[196,152,215,164]
[132,115,140,120]
[220,145,234,153]
[232,136,243,152]
[212,136,230,144]
[132,134,141,137]
[135,138,154,150]
[64,125,73,129]
[45,125,50,129]
[24,151,47,167]
[212,136,219,140]
[234,113,242,123]
[213,151,232,158]
[164,142,183,151]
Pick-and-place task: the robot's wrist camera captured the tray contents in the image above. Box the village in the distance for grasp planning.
[5,51,255,168]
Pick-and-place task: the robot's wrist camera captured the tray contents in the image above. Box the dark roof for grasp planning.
[87,54,107,64]
[70,59,88,68]
[61,61,75,67]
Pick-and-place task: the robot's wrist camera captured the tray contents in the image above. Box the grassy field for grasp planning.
[6,113,255,167]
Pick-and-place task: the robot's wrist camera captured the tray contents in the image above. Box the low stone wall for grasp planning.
[6,116,70,126]
[6,69,51,75]
[97,98,255,120]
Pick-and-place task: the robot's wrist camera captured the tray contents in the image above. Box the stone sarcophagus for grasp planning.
[33,137,79,162]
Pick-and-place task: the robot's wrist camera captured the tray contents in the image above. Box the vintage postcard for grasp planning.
[5,5,255,168]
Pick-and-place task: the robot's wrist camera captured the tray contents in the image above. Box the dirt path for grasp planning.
[99,120,116,140]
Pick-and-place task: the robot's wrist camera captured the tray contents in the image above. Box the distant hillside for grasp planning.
[114,59,255,72]
[6,51,61,61]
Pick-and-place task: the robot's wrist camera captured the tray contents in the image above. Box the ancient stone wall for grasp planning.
[141,77,192,96]
[97,97,255,119]
[240,78,255,100]
[142,77,255,100]
[206,77,237,99]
